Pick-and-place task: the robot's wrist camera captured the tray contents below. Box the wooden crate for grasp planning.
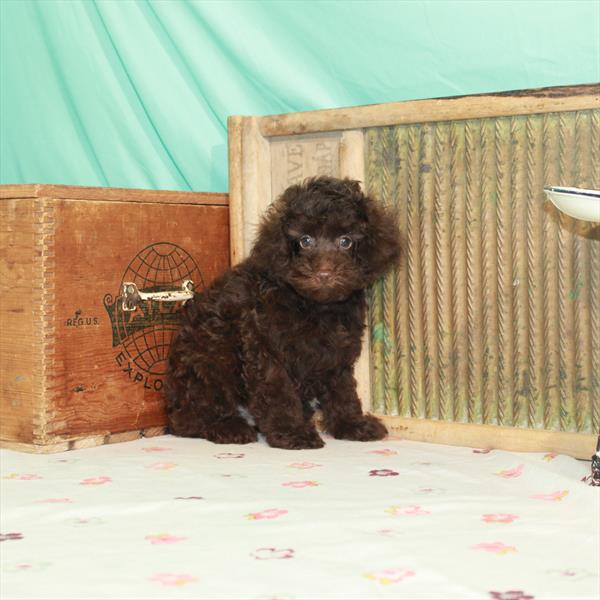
[0,185,229,452]
[229,84,600,458]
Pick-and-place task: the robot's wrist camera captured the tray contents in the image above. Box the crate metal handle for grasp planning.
[122,280,194,312]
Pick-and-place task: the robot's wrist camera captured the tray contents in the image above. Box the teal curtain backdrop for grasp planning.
[1,0,599,192]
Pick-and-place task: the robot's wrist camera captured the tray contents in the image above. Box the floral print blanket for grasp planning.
[1,435,598,600]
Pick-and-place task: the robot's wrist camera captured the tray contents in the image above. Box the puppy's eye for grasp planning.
[338,235,353,249]
[299,235,315,249]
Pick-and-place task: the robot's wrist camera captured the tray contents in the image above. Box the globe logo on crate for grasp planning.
[103,242,204,391]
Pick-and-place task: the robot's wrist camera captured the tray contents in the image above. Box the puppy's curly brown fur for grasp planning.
[165,176,400,449]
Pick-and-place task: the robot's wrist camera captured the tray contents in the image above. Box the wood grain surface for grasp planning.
[257,83,599,137]
[1,187,229,449]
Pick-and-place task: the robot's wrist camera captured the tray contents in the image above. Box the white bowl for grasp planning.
[544,186,600,222]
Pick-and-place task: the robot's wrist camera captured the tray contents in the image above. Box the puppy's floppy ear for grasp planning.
[249,202,291,276]
[359,195,401,284]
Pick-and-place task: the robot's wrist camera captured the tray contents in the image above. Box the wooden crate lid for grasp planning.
[0,184,228,206]
[247,83,600,137]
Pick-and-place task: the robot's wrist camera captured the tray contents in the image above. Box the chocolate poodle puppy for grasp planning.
[165,176,400,449]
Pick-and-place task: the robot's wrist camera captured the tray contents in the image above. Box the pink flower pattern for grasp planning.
[1,438,588,597]
[472,542,517,555]
[385,505,430,516]
[145,533,188,545]
[367,449,398,456]
[149,573,198,586]
[246,508,288,520]
[80,476,112,486]
[145,462,178,470]
[288,462,321,469]
[2,473,42,480]
[251,547,295,560]
[489,592,535,600]
[482,514,519,524]
[282,480,319,488]
[530,490,569,501]
[495,464,525,478]
[364,567,416,585]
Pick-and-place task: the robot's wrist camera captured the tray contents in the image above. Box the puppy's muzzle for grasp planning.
[317,269,333,282]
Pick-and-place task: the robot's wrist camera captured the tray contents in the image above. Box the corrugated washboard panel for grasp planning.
[366,110,599,434]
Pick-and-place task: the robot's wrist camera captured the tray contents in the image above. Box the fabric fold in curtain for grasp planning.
[1,0,599,192]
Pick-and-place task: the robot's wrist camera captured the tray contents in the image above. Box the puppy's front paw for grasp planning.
[266,427,325,450]
[330,414,387,441]
[206,416,258,445]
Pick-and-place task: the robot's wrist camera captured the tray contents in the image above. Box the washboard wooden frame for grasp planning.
[228,84,600,458]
